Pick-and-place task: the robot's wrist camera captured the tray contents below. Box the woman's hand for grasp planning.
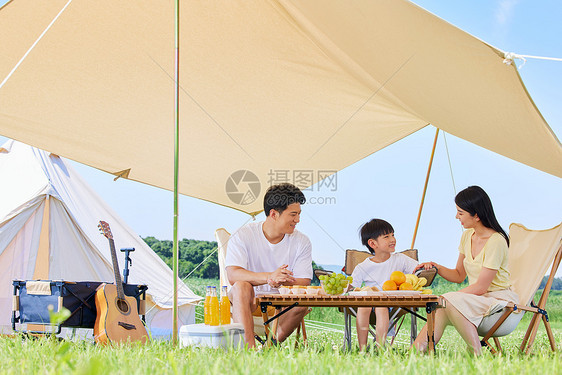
[417,254,466,283]
[415,262,439,272]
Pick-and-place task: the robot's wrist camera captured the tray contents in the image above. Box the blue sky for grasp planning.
[1,0,561,275]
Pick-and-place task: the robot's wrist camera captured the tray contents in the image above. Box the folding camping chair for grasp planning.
[477,222,562,354]
[335,248,437,348]
[215,228,309,347]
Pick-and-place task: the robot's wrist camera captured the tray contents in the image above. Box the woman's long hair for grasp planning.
[455,186,509,246]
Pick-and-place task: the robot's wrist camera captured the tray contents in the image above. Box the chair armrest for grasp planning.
[415,267,438,286]
[313,269,333,284]
[314,269,333,278]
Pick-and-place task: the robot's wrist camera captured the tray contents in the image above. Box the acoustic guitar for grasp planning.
[94,220,149,344]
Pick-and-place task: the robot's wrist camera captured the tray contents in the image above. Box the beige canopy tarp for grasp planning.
[0,0,560,216]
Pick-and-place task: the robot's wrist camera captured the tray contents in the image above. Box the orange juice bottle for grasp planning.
[209,286,220,326]
[220,286,231,325]
[204,286,211,325]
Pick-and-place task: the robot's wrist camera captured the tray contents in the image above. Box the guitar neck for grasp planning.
[108,238,126,299]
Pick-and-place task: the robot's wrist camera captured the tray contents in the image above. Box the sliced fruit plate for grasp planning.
[348,290,383,296]
[380,290,422,296]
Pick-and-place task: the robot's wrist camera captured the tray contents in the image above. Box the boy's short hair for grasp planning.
[360,219,394,254]
[263,183,306,217]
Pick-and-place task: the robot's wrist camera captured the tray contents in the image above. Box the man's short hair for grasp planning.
[263,183,306,216]
[360,218,394,254]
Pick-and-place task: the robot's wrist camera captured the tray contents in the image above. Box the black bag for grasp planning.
[12,280,147,333]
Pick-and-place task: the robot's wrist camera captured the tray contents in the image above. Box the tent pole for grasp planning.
[411,128,439,249]
[172,0,180,344]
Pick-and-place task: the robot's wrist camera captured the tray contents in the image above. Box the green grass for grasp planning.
[1,278,561,374]
[1,329,561,375]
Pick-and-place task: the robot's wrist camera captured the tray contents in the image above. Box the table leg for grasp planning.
[410,307,418,344]
[343,308,351,351]
[260,303,271,346]
[426,309,435,353]
[271,308,281,344]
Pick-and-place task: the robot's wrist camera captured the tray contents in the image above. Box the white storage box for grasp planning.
[179,323,245,349]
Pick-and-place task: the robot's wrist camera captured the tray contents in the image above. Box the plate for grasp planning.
[348,291,383,296]
[380,290,421,296]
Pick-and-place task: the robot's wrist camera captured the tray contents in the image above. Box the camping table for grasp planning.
[257,294,444,352]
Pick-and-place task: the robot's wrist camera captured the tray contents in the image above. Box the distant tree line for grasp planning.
[539,276,562,290]
[143,236,324,280]
[143,236,219,279]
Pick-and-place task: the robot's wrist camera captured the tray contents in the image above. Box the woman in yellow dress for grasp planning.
[413,186,518,355]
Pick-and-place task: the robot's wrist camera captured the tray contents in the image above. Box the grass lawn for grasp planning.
[1,278,561,374]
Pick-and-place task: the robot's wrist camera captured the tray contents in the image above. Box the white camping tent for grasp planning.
[0,139,201,336]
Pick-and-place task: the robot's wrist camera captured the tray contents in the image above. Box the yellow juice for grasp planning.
[204,296,211,325]
[220,288,231,325]
[204,286,211,325]
[209,297,220,326]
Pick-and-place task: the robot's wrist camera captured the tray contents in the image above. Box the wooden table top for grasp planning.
[257,293,442,308]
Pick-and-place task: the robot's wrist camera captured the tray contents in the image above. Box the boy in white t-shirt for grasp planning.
[351,219,418,350]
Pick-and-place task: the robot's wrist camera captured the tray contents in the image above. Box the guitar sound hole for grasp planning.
[116,299,130,314]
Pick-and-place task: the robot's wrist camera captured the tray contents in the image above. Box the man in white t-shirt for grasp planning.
[226,183,312,348]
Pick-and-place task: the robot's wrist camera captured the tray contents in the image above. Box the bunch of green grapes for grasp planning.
[318,273,353,295]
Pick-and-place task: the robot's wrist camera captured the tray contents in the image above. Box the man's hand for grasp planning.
[267,264,296,288]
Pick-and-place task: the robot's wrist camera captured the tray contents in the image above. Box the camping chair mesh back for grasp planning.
[508,223,562,306]
[215,228,308,345]
[477,222,562,354]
